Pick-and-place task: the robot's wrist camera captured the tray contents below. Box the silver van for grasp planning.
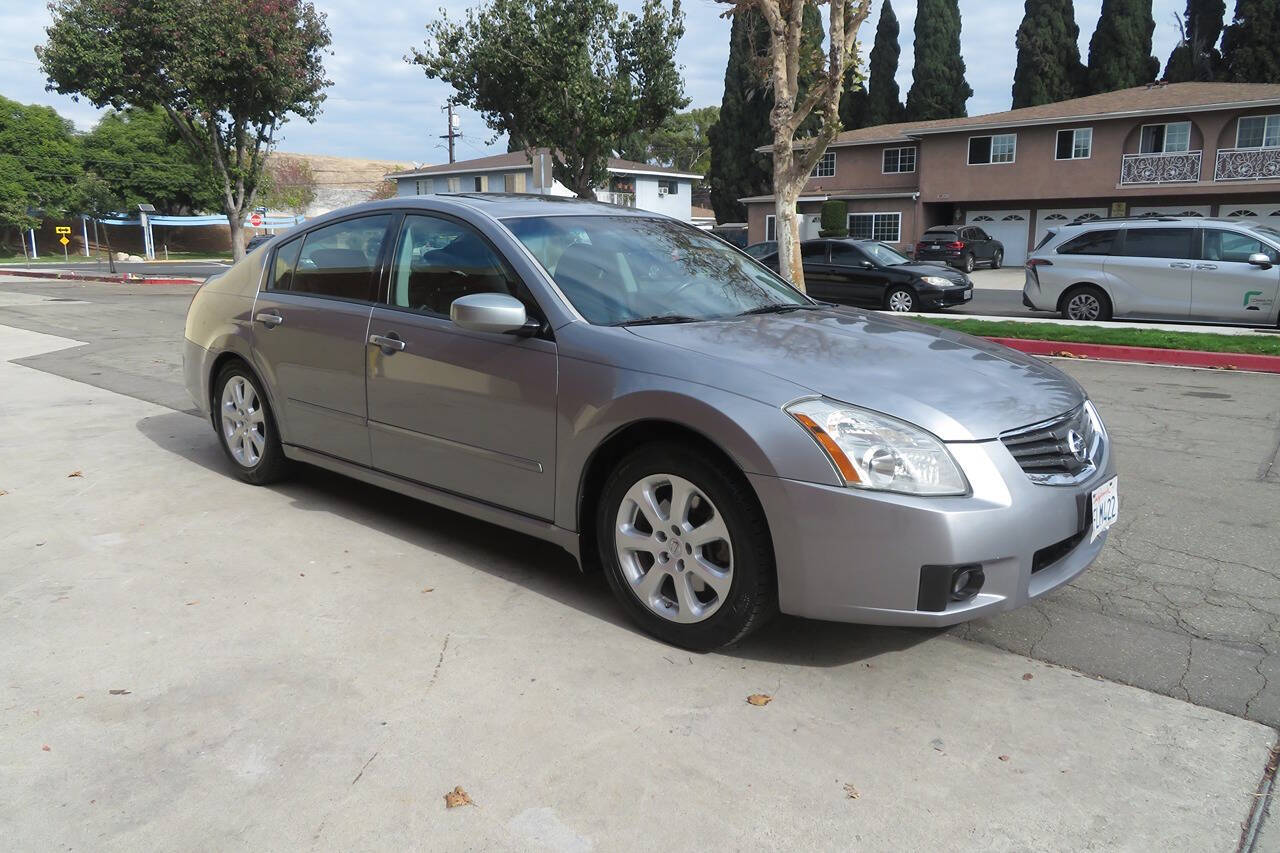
[1023,216,1280,325]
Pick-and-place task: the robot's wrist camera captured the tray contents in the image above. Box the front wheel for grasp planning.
[991,250,1003,270]
[214,363,290,485]
[885,286,917,312]
[597,443,777,650]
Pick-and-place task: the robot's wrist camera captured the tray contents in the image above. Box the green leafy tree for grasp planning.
[0,95,81,244]
[38,0,332,260]
[842,0,906,129]
[906,0,973,120]
[1012,0,1087,107]
[621,106,719,175]
[1085,0,1160,93]
[1163,0,1226,81]
[413,0,687,199]
[1220,0,1280,82]
[259,156,318,215]
[80,107,220,215]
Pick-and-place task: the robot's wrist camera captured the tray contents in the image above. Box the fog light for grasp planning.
[949,565,984,601]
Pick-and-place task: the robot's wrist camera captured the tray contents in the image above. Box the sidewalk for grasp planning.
[0,323,1275,850]
[0,267,205,285]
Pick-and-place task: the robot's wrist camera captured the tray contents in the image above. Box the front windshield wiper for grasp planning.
[614,314,702,326]
[737,303,821,316]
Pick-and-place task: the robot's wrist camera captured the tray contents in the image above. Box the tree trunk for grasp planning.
[771,129,806,292]
[228,213,245,262]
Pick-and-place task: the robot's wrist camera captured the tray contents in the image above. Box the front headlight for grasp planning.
[921,275,957,287]
[786,398,968,496]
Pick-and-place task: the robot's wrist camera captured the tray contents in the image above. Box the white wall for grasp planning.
[632,176,691,221]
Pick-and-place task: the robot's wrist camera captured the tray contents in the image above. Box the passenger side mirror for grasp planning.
[1247,252,1273,269]
[451,293,535,335]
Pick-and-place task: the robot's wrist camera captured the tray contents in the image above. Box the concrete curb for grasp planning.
[987,336,1280,374]
[0,269,202,286]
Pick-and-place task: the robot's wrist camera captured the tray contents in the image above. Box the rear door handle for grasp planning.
[1195,263,1217,270]
[1169,262,1192,269]
[368,333,406,353]
[254,311,284,327]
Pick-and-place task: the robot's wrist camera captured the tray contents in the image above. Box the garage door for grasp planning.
[966,210,1031,265]
[1034,207,1108,247]
[1221,205,1280,232]
[1129,204,1212,218]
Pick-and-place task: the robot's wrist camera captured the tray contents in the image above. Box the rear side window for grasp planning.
[801,242,827,259]
[1057,229,1118,255]
[1203,229,1279,264]
[288,215,394,301]
[271,238,303,290]
[1118,228,1195,259]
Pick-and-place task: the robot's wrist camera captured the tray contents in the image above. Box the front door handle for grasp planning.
[1195,263,1217,270]
[1169,262,1192,269]
[368,333,406,354]
[255,311,284,327]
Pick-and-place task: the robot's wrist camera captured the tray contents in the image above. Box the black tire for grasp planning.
[991,250,1003,270]
[213,362,290,485]
[962,253,975,274]
[596,442,777,651]
[1060,284,1113,322]
[885,285,917,312]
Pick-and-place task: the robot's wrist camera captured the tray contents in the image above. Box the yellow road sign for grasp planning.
[55,226,72,235]
[59,236,70,246]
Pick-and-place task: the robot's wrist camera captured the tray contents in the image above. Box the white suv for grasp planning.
[1023,217,1280,326]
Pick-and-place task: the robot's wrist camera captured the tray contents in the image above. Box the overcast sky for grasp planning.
[2,0,1186,164]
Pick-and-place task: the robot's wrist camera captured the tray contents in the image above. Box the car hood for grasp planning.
[892,263,968,282]
[625,308,1084,441]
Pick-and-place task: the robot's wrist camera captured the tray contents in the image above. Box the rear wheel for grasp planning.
[962,253,975,274]
[1061,285,1112,322]
[597,442,776,650]
[885,286,917,312]
[991,250,1003,270]
[214,363,290,485]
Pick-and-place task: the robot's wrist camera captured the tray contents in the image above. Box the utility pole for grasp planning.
[440,101,461,164]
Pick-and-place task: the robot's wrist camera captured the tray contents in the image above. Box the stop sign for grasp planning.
[250,212,263,227]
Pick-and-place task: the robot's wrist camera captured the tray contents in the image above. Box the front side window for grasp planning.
[388,214,526,316]
[1119,227,1195,259]
[1057,229,1118,255]
[848,213,901,242]
[1236,115,1280,148]
[1055,128,1092,160]
[968,134,1016,165]
[286,215,393,301]
[810,151,836,178]
[1140,121,1192,153]
[1202,229,1279,264]
[829,243,866,265]
[503,215,809,325]
[882,146,917,173]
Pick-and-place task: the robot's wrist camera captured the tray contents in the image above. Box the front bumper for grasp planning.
[920,286,974,308]
[749,435,1115,626]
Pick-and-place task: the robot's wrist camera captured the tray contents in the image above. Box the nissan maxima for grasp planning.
[184,195,1117,651]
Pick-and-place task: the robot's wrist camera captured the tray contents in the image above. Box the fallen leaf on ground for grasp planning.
[0,489,8,496]
[421,587,434,593]
[75,694,84,699]
[1021,673,1034,681]
[930,738,945,752]
[108,689,131,696]
[185,600,198,606]
[1048,350,1088,359]
[41,744,50,751]
[746,693,772,706]
[443,786,474,808]
[67,471,83,478]
[843,783,860,799]
[998,755,1010,762]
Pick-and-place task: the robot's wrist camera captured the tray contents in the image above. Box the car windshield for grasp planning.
[861,242,911,266]
[503,216,810,325]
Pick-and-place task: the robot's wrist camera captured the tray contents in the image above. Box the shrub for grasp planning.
[818,199,848,238]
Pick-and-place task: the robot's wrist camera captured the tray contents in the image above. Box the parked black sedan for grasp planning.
[758,239,973,312]
[913,225,1004,273]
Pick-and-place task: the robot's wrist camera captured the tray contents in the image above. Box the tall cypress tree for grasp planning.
[1220,0,1280,82]
[1011,0,1086,107]
[709,6,824,223]
[865,0,906,125]
[1085,0,1160,93]
[1163,0,1226,81]
[905,0,972,121]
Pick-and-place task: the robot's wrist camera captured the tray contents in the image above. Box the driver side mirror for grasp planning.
[1247,252,1274,270]
[451,293,539,336]
[862,260,875,268]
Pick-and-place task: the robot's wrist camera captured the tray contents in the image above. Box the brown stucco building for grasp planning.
[744,82,1280,265]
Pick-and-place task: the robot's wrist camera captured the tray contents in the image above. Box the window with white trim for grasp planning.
[764,214,777,242]
[414,179,431,195]
[657,178,678,195]
[473,176,485,192]
[1139,121,1191,153]
[847,212,901,242]
[968,134,1016,165]
[810,151,836,178]
[1055,128,1092,160]
[882,146,916,173]
[1236,115,1280,149]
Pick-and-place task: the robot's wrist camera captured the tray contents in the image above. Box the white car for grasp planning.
[1023,216,1280,326]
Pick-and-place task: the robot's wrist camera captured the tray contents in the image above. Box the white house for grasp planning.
[386,148,701,222]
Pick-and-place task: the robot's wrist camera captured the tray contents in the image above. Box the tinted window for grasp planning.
[829,243,867,265]
[388,214,524,316]
[971,228,990,241]
[801,242,827,259]
[925,231,958,242]
[271,237,303,291]
[1058,229,1118,255]
[1119,228,1195,259]
[1203,229,1279,264]
[290,215,392,301]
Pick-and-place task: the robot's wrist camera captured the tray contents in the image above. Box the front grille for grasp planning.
[1000,404,1103,485]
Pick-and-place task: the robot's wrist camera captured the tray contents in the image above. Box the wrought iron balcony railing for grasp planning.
[1214,147,1280,182]
[1119,151,1202,185]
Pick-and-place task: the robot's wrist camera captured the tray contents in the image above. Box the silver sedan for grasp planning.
[183,195,1117,650]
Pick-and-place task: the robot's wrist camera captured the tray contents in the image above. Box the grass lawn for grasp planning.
[919,317,1280,357]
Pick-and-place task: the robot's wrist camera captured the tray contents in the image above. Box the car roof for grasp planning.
[299,193,668,228]
[1052,215,1274,232]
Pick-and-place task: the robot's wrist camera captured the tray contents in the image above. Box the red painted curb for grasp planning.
[0,269,201,286]
[986,336,1280,374]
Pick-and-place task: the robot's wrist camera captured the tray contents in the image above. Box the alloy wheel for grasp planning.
[220,375,267,467]
[614,473,733,624]
[1066,293,1102,321]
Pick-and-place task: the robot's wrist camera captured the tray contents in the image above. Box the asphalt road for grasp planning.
[1,275,1277,729]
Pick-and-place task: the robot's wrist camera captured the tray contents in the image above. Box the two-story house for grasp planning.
[745,82,1280,265]
[386,148,702,222]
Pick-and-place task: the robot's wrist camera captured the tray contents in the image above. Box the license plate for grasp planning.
[1090,476,1118,542]
[962,289,972,301]
[929,244,941,249]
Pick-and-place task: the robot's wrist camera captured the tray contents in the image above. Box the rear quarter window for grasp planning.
[1057,229,1118,255]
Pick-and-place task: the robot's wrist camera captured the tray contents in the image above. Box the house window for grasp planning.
[1139,121,1191,153]
[438,177,460,193]
[882,147,916,173]
[968,134,1016,165]
[1236,115,1280,148]
[764,214,777,242]
[810,151,836,178]
[847,212,901,242]
[657,179,678,195]
[414,179,431,195]
[1055,128,1092,160]
[473,176,485,192]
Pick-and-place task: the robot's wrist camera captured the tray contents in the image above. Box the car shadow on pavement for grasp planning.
[137,410,932,668]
